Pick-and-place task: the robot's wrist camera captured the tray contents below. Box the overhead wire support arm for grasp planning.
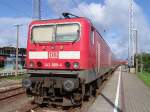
[33,0,41,20]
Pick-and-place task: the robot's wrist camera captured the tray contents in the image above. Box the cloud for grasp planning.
[47,0,72,17]
[70,0,131,59]
[0,17,31,48]
[1,0,149,59]
[48,0,150,59]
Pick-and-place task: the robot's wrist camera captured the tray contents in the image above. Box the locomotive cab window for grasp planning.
[32,25,54,42]
[31,23,80,43]
[56,24,80,42]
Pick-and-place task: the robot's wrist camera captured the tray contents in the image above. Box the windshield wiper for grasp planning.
[72,30,80,44]
[72,38,78,44]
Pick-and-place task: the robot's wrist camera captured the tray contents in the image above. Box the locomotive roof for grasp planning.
[30,17,112,54]
[30,17,91,24]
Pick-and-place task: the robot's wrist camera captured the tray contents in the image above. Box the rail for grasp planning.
[0,85,25,101]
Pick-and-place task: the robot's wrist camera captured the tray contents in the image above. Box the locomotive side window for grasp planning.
[91,30,94,45]
[56,24,80,42]
[32,25,54,42]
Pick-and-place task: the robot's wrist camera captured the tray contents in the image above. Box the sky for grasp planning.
[0,0,150,59]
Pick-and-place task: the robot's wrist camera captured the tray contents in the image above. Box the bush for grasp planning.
[137,53,150,73]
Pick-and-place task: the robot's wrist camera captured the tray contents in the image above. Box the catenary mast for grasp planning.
[129,0,134,67]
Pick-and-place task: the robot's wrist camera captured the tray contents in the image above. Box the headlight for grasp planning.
[22,79,32,88]
[37,61,42,67]
[29,61,34,68]
[73,62,79,69]
[63,79,75,92]
[65,62,71,68]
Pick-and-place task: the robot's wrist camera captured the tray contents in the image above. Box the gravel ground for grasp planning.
[0,79,21,88]
[0,78,32,112]
[0,94,33,112]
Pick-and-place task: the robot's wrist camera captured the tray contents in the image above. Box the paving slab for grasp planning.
[88,66,150,112]
[88,68,121,112]
[122,71,150,112]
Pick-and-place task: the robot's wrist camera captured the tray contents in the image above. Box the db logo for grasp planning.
[49,52,58,59]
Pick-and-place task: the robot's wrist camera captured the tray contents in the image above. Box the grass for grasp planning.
[138,72,150,88]
[3,74,24,80]
[0,68,4,71]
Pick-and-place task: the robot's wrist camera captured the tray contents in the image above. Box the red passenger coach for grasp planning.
[23,13,117,106]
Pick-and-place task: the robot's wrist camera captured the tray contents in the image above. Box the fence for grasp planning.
[0,70,26,77]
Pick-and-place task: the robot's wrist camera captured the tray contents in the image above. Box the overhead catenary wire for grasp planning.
[80,0,113,50]
[0,22,30,39]
[0,1,31,17]
[23,0,32,6]
[0,28,15,32]
[70,0,96,24]
[71,0,87,17]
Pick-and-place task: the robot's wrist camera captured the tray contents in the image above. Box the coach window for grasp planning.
[90,29,94,45]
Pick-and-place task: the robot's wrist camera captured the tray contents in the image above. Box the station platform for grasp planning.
[88,66,150,112]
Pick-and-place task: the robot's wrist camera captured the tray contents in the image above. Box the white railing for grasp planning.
[0,69,26,77]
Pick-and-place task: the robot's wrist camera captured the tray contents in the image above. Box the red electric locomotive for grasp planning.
[22,13,117,106]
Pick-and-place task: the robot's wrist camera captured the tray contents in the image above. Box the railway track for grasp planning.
[16,102,39,112]
[0,85,25,101]
[0,70,113,112]
[28,80,108,112]
[26,71,114,112]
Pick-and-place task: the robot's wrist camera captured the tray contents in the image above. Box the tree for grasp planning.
[137,53,150,73]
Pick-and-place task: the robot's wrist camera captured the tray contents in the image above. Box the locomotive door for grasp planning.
[96,43,100,73]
